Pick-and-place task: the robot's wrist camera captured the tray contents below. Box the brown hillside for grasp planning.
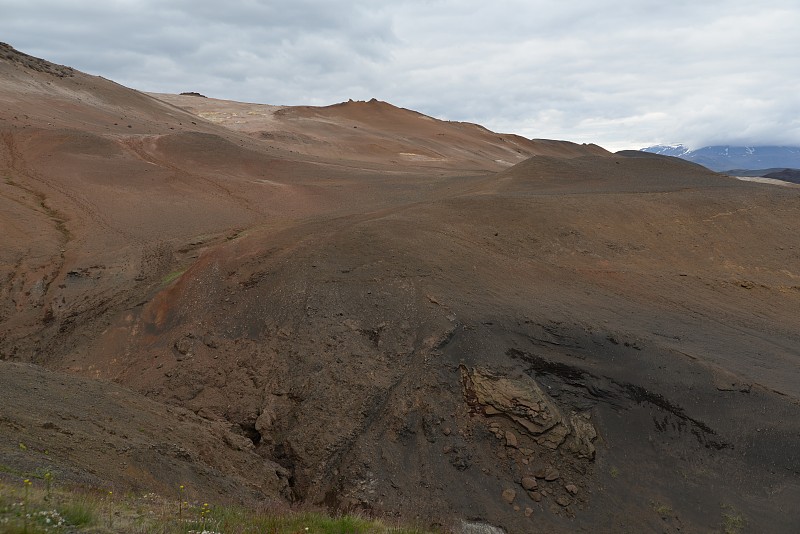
[1,44,799,533]
[151,93,608,172]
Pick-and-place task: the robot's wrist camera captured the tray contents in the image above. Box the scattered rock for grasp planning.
[565,483,578,495]
[501,488,516,504]
[521,476,538,491]
[538,423,569,449]
[556,496,571,507]
[459,520,507,534]
[425,294,442,305]
[174,335,194,356]
[202,334,218,349]
[544,467,560,481]
[524,507,534,517]
[450,452,472,471]
[223,432,253,451]
[255,395,289,441]
[565,413,597,459]
[505,430,518,448]
[712,369,752,393]
[277,326,292,338]
[528,491,542,502]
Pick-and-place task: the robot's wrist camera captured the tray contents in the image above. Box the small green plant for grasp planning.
[104,489,115,529]
[59,499,94,527]
[199,501,211,530]
[722,505,745,534]
[651,501,672,517]
[43,472,53,502]
[609,467,619,478]
[178,484,185,520]
[23,478,32,533]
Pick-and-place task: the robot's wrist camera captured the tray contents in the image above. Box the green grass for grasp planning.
[58,499,94,527]
[0,476,433,533]
[174,506,429,534]
[0,464,27,478]
[161,269,186,285]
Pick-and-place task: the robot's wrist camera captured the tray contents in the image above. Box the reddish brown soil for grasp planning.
[150,93,608,173]
[1,43,799,533]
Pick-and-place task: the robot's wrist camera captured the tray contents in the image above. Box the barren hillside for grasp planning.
[1,43,798,533]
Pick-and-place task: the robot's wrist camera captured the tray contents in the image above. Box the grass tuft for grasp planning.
[59,499,95,527]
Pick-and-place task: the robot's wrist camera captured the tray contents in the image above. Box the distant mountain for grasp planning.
[641,144,693,158]
[641,144,800,172]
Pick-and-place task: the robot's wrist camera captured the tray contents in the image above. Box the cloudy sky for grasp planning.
[2,0,799,151]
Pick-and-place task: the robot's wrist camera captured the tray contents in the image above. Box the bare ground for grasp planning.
[1,43,799,533]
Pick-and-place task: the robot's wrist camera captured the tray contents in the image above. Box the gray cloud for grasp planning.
[2,0,798,150]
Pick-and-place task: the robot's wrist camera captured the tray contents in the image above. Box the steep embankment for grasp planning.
[0,360,289,503]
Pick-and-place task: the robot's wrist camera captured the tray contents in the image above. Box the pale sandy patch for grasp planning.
[734,176,800,187]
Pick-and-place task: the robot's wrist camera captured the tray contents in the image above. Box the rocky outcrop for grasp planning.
[0,42,74,77]
[460,366,597,459]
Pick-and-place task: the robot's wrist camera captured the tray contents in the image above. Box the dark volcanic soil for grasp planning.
[1,44,799,533]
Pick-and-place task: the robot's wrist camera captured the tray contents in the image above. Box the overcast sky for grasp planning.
[2,0,799,151]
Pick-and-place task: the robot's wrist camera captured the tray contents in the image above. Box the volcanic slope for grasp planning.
[151,92,608,172]
[1,43,799,533]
